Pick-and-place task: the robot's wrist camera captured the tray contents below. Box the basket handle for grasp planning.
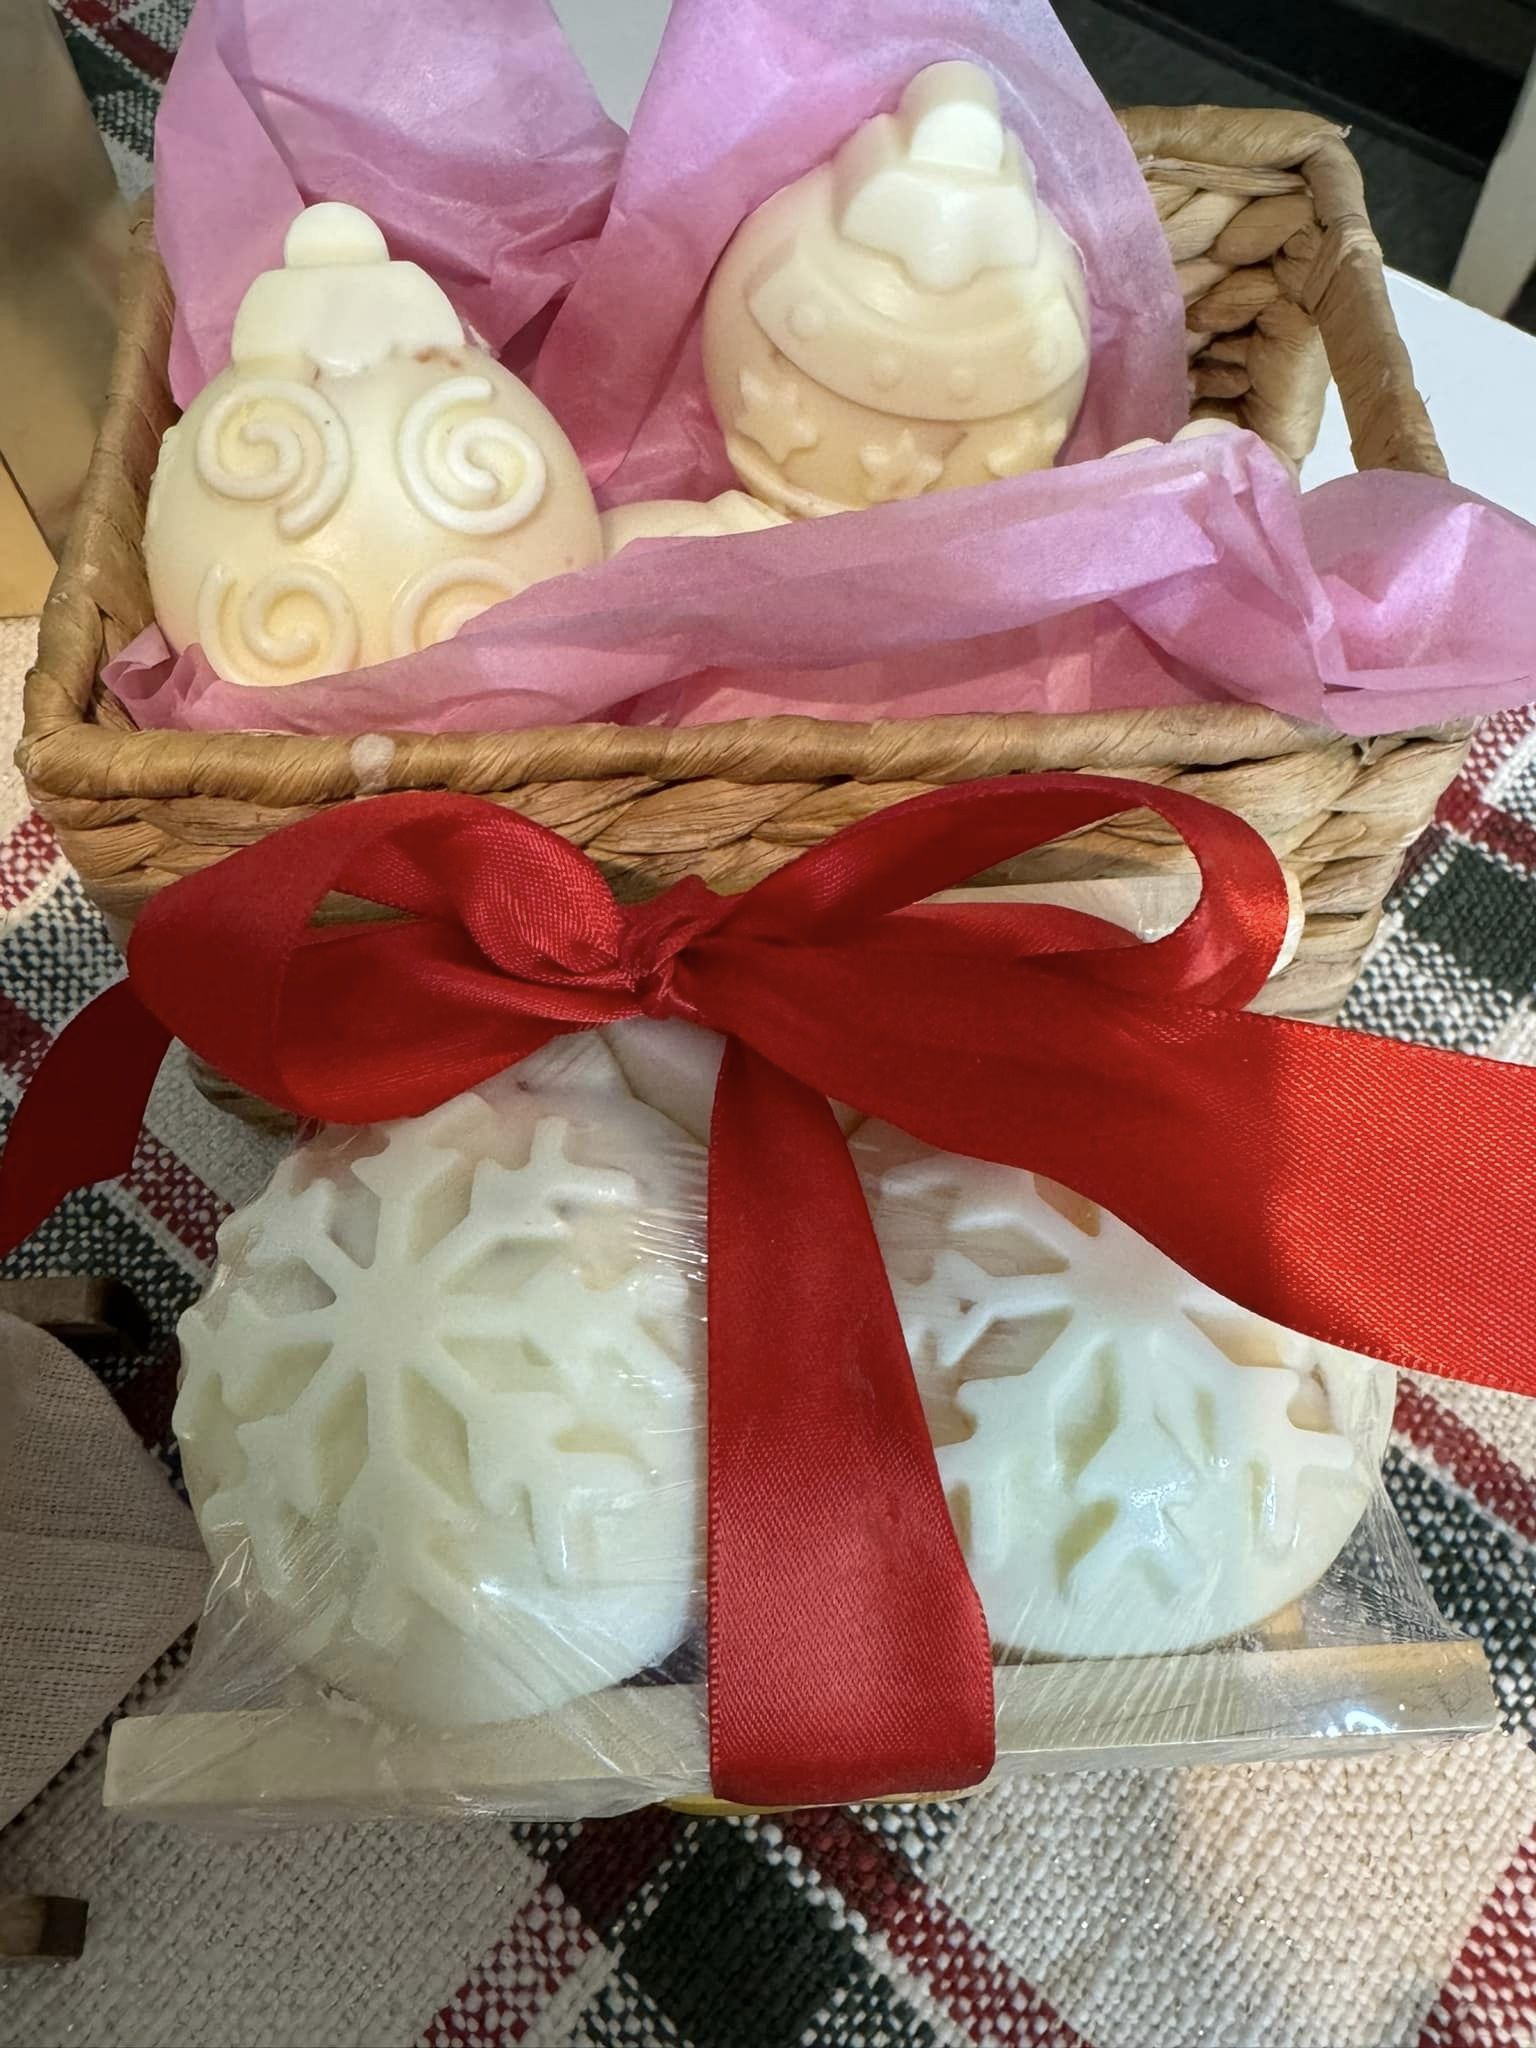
[1120,106,1446,480]
[1291,133,1446,478]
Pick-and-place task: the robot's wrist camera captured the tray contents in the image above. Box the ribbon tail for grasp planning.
[0,980,173,1258]
[706,1041,995,1807]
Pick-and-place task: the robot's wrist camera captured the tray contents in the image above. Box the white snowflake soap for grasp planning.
[145,203,603,687]
[174,1036,707,1727]
[859,1125,1395,1660]
[702,62,1090,517]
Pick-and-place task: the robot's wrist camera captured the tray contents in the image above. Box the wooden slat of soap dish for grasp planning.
[0,1275,150,1353]
[0,1895,89,1967]
[101,1638,1496,1823]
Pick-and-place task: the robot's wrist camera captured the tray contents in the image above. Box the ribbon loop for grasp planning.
[729,773,1290,1005]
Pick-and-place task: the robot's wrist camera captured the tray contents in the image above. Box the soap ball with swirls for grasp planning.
[144,203,603,688]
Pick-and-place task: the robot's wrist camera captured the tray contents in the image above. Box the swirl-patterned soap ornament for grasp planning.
[145,203,603,688]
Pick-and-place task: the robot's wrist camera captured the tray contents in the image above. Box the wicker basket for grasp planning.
[23,105,1469,1032]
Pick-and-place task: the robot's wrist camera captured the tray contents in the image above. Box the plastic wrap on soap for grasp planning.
[104,1009,1477,1829]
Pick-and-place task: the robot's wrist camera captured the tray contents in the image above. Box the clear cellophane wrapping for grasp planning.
[106,990,1485,1827]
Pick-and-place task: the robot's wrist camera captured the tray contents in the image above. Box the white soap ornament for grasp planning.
[146,203,603,687]
[1105,417,1245,457]
[174,1036,707,1728]
[859,1124,1395,1660]
[601,490,789,558]
[702,62,1090,517]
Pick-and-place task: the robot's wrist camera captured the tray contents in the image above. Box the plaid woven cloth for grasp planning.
[3,12,1534,2043]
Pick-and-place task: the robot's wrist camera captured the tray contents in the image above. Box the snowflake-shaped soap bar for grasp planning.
[174,1036,707,1727]
[859,1124,1395,1659]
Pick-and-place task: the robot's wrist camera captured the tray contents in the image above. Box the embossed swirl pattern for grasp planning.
[389,559,522,657]
[194,380,352,540]
[196,563,361,688]
[396,376,548,535]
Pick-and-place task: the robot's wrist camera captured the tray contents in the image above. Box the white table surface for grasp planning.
[550,0,1536,525]
[1309,272,1536,514]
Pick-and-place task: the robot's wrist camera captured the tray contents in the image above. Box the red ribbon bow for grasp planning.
[4,775,1535,1806]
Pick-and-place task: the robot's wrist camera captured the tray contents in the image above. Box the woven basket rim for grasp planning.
[19,701,1477,811]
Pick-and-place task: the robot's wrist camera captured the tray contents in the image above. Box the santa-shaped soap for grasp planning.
[703,62,1090,517]
[145,203,603,687]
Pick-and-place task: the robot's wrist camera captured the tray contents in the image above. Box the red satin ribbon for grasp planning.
[4,775,1535,1806]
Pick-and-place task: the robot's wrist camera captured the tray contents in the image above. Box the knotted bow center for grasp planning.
[617,876,728,1024]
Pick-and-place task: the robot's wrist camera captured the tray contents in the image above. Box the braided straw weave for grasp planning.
[23,107,1468,1043]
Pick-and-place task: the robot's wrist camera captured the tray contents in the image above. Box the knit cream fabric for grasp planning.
[0,1312,207,1829]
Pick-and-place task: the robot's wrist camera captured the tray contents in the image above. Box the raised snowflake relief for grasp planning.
[859,1123,1394,1659]
[175,1037,707,1727]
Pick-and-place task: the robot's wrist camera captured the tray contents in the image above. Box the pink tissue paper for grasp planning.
[114,0,1536,737]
